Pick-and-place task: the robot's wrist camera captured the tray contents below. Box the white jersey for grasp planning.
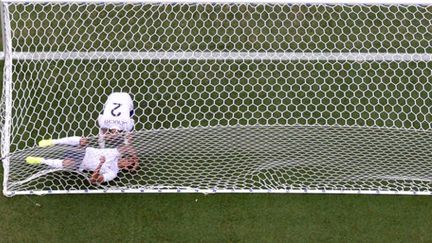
[80,147,120,182]
[98,92,134,132]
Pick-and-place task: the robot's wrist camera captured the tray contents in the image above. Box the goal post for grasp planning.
[1,0,431,196]
[1,1,13,197]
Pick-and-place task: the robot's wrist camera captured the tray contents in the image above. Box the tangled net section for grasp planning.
[7,126,432,194]
[1,1,432,195]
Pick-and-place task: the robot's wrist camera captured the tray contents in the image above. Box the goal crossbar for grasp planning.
[10,51,432,62]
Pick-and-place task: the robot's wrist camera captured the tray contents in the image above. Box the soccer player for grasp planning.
[25,145,134,184]
[37,92,139,170]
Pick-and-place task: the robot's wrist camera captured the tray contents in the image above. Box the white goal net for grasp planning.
[1,0,431,196]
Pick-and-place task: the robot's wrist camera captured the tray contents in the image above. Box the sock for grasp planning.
[53,136,82,146]
[41,159,64,168]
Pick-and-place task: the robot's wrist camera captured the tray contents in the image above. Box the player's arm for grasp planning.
[90,156,106,184]
[90,170,118,184]
[89,156,119,184]
[90,173,104,184]
[99,170,117,183]
[118,144,139,171]
[129,152,139,171]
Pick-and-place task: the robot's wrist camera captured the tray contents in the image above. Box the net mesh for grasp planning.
[2,1,432,195]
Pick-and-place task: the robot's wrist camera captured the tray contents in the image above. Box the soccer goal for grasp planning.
[1,0,431,196]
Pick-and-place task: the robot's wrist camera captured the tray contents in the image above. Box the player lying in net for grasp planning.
[25,145,134,184]
[24,92,139,183]
[37,92,139,171]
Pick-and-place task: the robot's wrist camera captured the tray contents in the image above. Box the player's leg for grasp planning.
[25,157,75,169]
[26,147,84,168]
[38,136,88,148]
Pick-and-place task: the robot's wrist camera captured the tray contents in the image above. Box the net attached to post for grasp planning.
[1,1,432,195]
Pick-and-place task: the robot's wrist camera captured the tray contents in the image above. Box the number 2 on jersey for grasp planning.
[111,103,122,117]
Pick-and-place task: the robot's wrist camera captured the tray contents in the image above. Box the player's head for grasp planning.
[100,128,123,141]
[100,128,122,135]
[98,123,132,147]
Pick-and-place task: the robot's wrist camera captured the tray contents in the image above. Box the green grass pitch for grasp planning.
[1,178,432,242]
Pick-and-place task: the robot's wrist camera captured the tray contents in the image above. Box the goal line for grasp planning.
[2,0,431,5]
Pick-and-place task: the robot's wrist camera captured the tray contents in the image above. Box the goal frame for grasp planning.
[1,0,431,196]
